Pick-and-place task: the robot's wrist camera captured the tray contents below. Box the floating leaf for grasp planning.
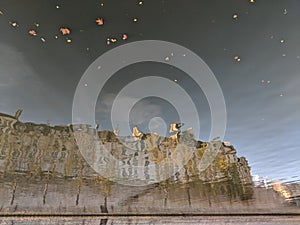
[232,14,238,20]
[28,29,37,36]
[60,27,71,35]
[122,33,128,40]
[10,21,18,27]
[234,55,241,62]
[96,18,104,26]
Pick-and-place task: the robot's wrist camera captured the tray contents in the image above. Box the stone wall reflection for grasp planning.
[1,111,292,214]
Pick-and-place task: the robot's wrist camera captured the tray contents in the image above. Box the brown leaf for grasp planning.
[60,27,71,35]
[96,18,104,26]
[122,34,128,40]
[28,29,37,36]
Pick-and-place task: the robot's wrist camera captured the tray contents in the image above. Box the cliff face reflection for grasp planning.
[0,111,298,214]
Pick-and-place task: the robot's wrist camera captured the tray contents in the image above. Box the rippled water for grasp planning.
[1,216,300,225]
[1,1,300,225]
[0,113,299,220]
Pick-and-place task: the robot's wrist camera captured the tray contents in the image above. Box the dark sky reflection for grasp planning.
[0,0,299,182]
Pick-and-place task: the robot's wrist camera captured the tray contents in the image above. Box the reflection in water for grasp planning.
[0,111,299,217]
[1,216,300,225]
